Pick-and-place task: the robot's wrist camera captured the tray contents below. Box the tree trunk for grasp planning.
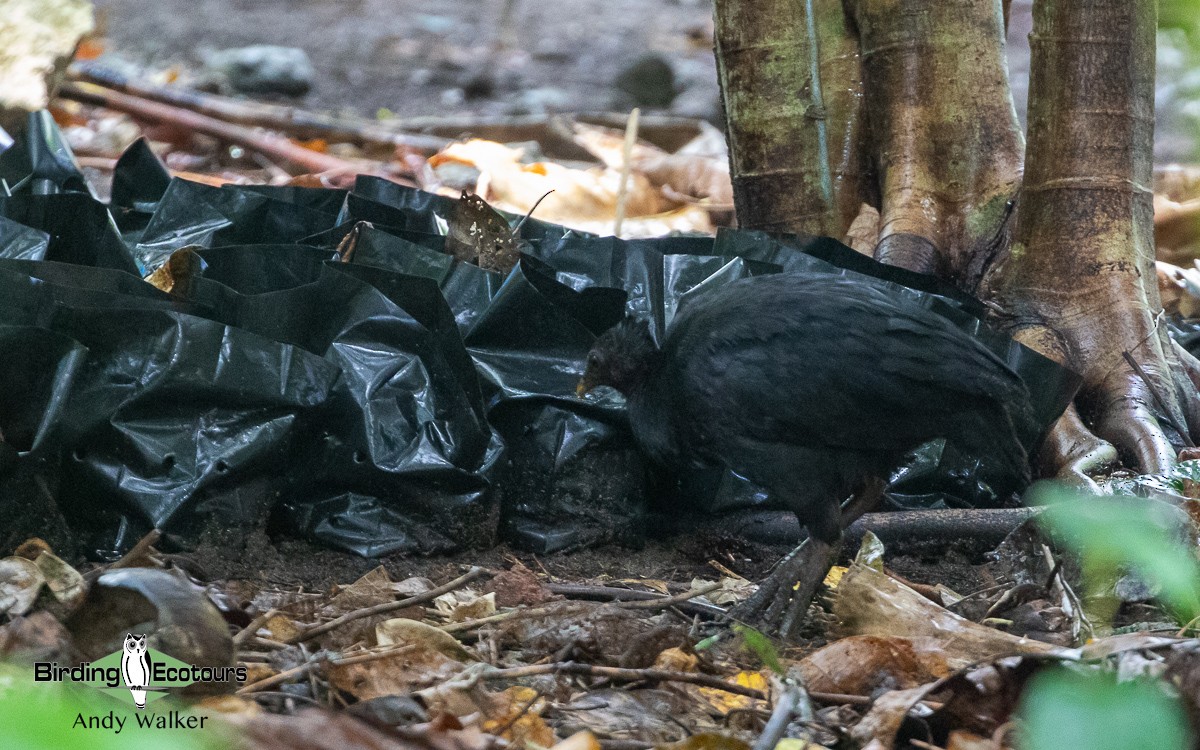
[714,0,866,236]
[715,0,1200,480]
[987,0,1200,477]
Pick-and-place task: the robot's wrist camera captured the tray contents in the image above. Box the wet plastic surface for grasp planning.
[0,114,1081,559]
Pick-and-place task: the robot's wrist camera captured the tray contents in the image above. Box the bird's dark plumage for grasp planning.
[580,272,1037,638]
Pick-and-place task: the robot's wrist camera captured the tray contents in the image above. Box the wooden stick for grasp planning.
[232,608,279,647]
[289,566,486,644]
[108,529,161,569]
[58,80,363,175]
[613,107,640,236]
[478,660,767,700]
[68,62,450,153]
[545,583,726,618]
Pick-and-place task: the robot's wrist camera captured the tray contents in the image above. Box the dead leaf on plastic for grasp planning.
[145,246,204,292]
[445,191,523,274]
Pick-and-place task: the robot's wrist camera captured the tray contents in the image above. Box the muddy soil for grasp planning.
[93,0,722,122]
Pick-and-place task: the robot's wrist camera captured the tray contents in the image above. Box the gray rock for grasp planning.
[204,45,315,97]
[614,54,677,108]
[505,87,573,115]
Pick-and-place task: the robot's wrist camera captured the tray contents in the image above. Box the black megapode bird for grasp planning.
[577,272,1037,640]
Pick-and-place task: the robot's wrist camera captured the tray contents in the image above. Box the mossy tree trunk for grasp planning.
[715,0,1200,479]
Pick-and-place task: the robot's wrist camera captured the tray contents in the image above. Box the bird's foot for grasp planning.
[729,538,838,642]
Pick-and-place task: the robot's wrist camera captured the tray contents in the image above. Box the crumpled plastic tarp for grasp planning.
[0,113,1081,559]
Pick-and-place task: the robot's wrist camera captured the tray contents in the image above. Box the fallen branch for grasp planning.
[477,661,767,700]
[235,644,416,694]
[617,581,724,611]
[232,608,280,647]
[58,80,369,175]
[68,62,450,154]
[752,681,802,750]
[546,583,727,618]
[288,566,486,644]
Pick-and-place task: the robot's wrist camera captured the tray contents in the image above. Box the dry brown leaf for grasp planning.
[550,731,601,750]
[429,139,711,237]
[833,545,1073,669]
[0,557,45,616]
[569,121,733,208]
[795,635,950,696]
[480,685,557,748]
[445,191,522,273]
[375,618,477,662]
[326,643,463,701]
[261,613,303,644]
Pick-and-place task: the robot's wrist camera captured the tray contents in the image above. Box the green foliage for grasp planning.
[1033,485,1200,625]
[1018,667,1193,750]
[0,664,216,750]
[732,624,783,675]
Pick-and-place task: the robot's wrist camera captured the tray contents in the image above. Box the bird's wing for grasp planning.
[664,275,1028,453]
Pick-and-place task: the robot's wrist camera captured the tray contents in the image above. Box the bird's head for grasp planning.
[577,317,659,397]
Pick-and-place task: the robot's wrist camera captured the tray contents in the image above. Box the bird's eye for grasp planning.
[586,352,601,368]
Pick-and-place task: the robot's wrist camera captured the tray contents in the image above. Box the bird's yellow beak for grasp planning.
[575,379,589,397]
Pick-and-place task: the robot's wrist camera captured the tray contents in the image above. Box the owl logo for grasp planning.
[120,634,151,709]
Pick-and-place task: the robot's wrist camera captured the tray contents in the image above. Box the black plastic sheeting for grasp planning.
[0,113,1081,559]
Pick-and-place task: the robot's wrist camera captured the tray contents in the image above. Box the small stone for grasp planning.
[614,54,677,108]
[204,45,315,97]
[505,87,573,115]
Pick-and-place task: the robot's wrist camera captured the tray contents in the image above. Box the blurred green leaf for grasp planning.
[1034,486,1200,624]
[0,664,217,749]
[732,624,783,675]
[1019,667,1192,750]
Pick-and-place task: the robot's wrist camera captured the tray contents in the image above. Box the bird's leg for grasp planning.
[776,478,888,636]
[731,478,888,641]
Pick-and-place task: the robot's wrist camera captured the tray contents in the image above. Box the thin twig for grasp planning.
[511,190,554,236]
[618,582,724,611]
[478,661,766,700]
[58,80,368,175]
[235,644,416,694]
[752,682,799,750]
[546,583,726,618]
[236,658,318,695]
[1122,350,1195,447]
[68,61,449,152]
[613,107,640,236]
[327,644,417,667]
[289,567,486,644]
[233,608,279,647]
[110,529,162,569]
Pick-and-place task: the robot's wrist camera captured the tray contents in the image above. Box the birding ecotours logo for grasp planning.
[120,634,151,709]
[33,633,246,710]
